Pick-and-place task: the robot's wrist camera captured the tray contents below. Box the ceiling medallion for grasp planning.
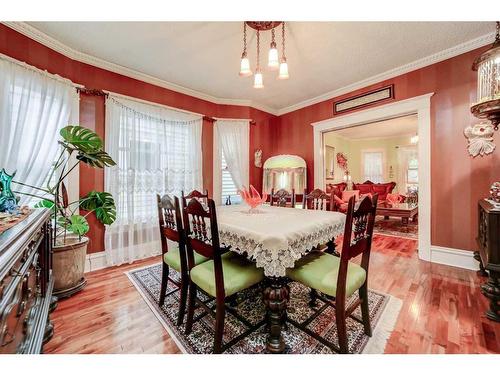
[239,21,289,88]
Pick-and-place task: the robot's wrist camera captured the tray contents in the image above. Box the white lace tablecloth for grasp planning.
[216,205,346,277]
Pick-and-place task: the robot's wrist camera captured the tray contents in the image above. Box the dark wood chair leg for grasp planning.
[214,295,226,354]
[177,274,189,326]
[335,298,348,354]
[159,262,169,307]
[309,288,318,307]
[359,284,372,337]
[185,281,197,335]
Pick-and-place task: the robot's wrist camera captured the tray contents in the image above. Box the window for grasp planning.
[362,151,384,182]
[221,151,241,204]
[406,157,419,191]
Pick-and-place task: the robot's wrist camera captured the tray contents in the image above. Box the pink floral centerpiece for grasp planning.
[386,193,403,205]
[238,185,268,213]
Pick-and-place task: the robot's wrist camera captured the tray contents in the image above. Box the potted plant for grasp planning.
[15,125,116,298]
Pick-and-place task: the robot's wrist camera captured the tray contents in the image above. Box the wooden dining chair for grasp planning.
[270,188,296,207]
[182,189,209,205]
[183,198,265,353]
[157,194,208,325]
[286,194,379,353]
[302,188,337,255]
[302,188,334,211]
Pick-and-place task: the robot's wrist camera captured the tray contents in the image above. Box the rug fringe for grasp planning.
[361,294,403,354]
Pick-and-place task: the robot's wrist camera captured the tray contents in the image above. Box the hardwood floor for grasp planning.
[43,234,500,354]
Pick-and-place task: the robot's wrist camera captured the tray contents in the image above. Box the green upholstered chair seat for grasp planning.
[163,247,208,272]
[190,252,265,297]
[286,252,366,298]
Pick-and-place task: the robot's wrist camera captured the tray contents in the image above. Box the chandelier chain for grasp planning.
[243,22,247,56]
[281,22,286,60]
[271,28,276,46]
[256,30,260,70]
[496,21,500,41]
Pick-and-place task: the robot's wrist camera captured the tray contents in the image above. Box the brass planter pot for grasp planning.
[53,236,89,298]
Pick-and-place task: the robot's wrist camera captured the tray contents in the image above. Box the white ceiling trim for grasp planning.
[3,22,494,117]
[276,32,494,116]
[2,21,279,115]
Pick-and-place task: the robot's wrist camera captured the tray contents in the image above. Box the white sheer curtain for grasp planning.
[0,54,79,205]
[105,95,202,266]
[362,151,384,183]
[214,119,249,205]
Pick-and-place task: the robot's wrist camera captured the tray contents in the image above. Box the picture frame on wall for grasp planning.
[324,145,335,180]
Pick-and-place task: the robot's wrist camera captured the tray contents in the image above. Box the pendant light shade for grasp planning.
[254,71,264,88]
[268,43,279,69]
[239,53,252,77]
[278,59,289,80]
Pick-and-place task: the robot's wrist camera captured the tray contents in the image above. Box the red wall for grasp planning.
[276,47,500,252]
[0,24,276,253]
[2,23,499,253]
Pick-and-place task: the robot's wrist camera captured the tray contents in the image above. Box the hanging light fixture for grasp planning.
[278,22,289,80]
[253,30,264,88]
[410,134,419,144]
[239,21,289,88]
[239,23,252,77]
[268,27,279,69]
[471,21,500,130]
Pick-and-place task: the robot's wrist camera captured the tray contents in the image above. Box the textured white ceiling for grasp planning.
[328,114,418,139]
[27,22,493,112]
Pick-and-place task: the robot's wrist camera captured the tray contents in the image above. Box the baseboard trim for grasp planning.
[84,251,107,273]
[430,246,479,271]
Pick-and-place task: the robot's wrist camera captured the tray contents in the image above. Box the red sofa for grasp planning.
[352,180,396,202]
[330,180,397,213]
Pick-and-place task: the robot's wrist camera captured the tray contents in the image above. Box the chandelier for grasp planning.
[471,21,500,130]
[239,21,289,88]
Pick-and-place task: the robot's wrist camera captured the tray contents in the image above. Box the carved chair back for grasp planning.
[182,189,209,206]
[157,194,186,268]
[182,198,225,296]
[270,188,296,207]
[302,188,334,211]
[337,194,378,299]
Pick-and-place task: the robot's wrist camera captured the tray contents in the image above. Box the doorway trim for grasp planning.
[312,93,433,261]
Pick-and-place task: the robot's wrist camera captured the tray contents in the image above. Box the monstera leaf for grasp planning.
[60,125,103,153]
[34,199,55,209]
[59,215,89,236]
[79,191,116,225]
[76,150,116,168]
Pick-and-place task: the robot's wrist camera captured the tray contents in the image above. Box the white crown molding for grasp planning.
[3,21,494,117]
[2,21,279,115]
[276,32,495,116]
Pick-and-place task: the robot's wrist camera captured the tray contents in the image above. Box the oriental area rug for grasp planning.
[374,216,418,240]
[127,263,402,354]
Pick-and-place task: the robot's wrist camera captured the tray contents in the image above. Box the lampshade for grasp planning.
[268,43,279,69]
[239,55,252,77]
[278,60,289,80]
[471,22,500,129]
[254,71,264,88]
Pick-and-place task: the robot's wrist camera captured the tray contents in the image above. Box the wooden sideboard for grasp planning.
[475,199,500,322]
[0,208,55,353]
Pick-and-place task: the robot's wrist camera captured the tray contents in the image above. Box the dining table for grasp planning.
[215,204,346,353]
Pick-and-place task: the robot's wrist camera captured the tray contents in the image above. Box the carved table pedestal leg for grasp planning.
[474,251,488,277]
[263,277,290,353]
[481,270,500,322]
